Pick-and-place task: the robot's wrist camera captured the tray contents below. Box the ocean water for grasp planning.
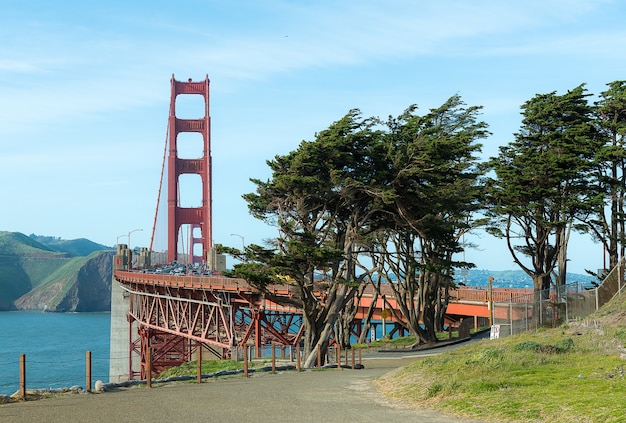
[0,311,110,396]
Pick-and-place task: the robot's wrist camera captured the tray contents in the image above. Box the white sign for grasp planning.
[490,324,500,339]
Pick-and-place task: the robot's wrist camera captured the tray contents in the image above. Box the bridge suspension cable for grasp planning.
[149,115,171,260]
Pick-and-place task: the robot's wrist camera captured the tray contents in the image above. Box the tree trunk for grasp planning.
[531,273,551,327]
[335,308,353,350]
[435,282,450,332]
[302,284,349,368]
[358,289,378,344]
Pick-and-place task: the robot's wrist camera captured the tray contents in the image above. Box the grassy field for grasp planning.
[376,294,626,422]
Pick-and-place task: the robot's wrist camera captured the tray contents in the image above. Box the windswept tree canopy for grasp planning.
[231,95,489,352]
[368,95,488,343]
[238,110,385,366]
[485,85,600,290]
[588,80,626,270]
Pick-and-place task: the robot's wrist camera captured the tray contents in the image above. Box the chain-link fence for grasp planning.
[491,258,625,338]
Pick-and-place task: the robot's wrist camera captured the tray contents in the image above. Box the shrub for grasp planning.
[513,341,542,352]
[553,337,574,353]
[426,382,444,398]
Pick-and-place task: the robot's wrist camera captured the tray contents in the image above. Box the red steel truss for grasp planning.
[115,271,305,378]
[114,270,505,378]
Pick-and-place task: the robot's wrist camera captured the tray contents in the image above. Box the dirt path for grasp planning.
[0,355,487,423]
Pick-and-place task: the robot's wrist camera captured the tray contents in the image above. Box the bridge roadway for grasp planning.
[115,270,531,320]
[113,270,530,378]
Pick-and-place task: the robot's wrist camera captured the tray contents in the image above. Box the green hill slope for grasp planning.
[0,231,59,255]
[0,231,70,309]
[29,234,113,257]
[0,231,113,311]
[14,250,113,312]
[377,291,626,422]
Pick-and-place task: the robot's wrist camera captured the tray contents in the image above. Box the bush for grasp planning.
[426,382,444,398]
[512,338,573,354]
[513,341,542,352]
[553,337,574,353]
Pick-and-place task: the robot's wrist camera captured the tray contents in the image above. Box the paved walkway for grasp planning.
[0,354,487,423]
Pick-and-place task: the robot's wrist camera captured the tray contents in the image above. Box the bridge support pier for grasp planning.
[109,245,139,383]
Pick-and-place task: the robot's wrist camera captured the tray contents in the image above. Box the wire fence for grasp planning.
[0,353,125,398]
[1,344,365,399]
[491,258,625,338]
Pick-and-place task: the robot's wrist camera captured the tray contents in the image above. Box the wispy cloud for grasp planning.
[0,0,622,265]
[0,0,620,136]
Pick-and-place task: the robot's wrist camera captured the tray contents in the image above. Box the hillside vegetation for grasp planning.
[0,231,113,311]
[376,291,626,422]
[28,234,112,257]
[0,231,60,256]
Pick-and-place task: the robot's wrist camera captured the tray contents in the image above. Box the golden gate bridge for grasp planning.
[109,75,515,382]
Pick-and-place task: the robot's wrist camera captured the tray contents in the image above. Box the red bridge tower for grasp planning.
[167,75,212,265]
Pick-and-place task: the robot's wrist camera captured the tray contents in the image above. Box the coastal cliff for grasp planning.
[0,231,114,312]
[13,250,114,312]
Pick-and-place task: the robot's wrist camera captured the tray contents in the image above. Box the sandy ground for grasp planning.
[0,354,487,423]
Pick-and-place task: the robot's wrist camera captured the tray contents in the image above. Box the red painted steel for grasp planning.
[167,75,212,264]
[116,269,528,376]
[116,271,528,322]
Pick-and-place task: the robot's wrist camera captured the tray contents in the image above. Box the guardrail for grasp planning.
[115,270,531,308]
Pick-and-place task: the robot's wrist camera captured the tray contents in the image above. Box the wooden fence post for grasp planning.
[86,351,92,392]
[146,346,152,388]
[296,344,301,372]
[243,345,249,378]
[197,344,203,384]
[336,346,342,370]
[19,354,26,398]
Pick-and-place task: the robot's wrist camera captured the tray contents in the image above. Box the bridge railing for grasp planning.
[450,287,533,303]
[114,270,306,298]
[115,271,249,290]
[117,270,530,308]
[491,258,625,338]
[360,282,532,304]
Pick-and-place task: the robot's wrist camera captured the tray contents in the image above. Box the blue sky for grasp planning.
[1,1,624,274]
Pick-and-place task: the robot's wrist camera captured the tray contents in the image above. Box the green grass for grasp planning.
[376,298,626,422]
[354,335,417,349]
[28,256,87,306]
[156,358,272,379]
[147,301,626,423]
[157,360,245,378]
[353,326,490,350]
[21,257,72,288]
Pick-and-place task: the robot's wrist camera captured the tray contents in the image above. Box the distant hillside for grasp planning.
[456,268,597,288]
[14,250,113,312]
[0,231,113,311]
[0,231,62,256]
[373,268,597,289]
[29,234,113,257]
